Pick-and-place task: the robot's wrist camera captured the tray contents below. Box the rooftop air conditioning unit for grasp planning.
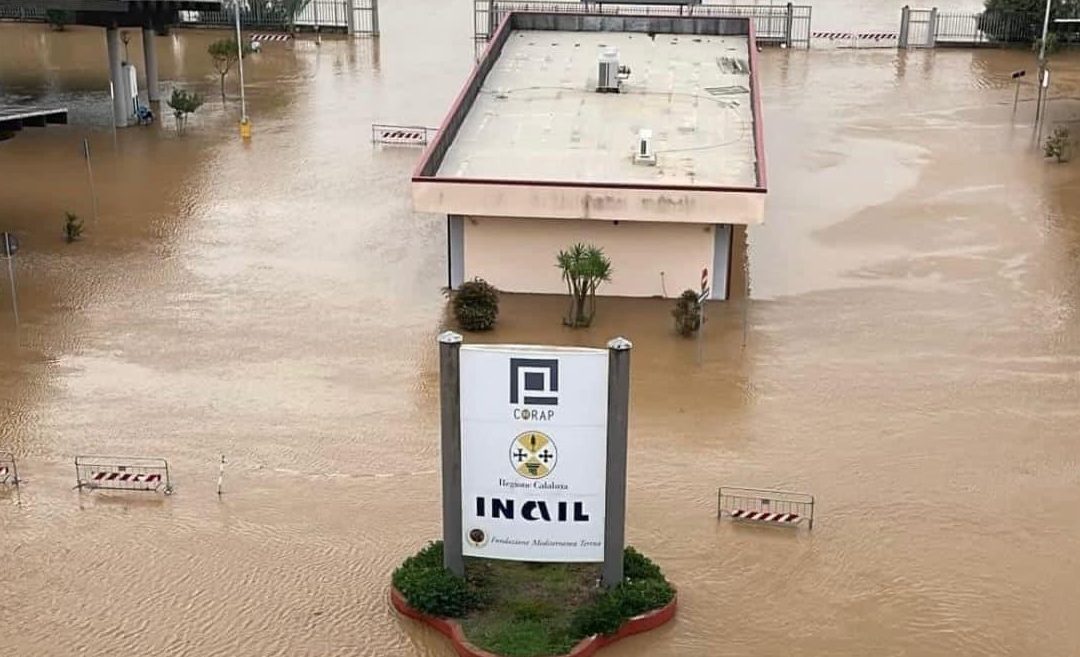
[634,129,656,165]
[597,49,631,93]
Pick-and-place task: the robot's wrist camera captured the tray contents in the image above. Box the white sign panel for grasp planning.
[460,345,608,562]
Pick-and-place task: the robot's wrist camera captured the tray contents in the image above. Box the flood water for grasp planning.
[2,0,1080,655]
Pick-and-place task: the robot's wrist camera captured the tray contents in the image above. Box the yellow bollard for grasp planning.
[239,118,252,139]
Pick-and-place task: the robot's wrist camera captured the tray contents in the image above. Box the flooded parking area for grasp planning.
[2,2,1080,655]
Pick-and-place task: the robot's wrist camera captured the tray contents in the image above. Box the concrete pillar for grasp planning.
[105,27,128,128]
[142,27,160,103]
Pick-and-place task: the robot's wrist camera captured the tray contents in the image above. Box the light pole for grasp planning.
[234,0,250,138]
[1034,0,1053,127]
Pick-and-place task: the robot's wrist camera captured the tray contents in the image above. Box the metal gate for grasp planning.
[899,6,938,48]
[349,0,380,36]
[474,1,812,55]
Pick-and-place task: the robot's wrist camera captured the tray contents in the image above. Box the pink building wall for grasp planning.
[462,216,720,298]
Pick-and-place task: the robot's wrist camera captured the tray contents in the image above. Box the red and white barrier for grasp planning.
[730,509,802,524]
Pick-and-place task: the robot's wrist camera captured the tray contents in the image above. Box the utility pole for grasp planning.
[1034,0,1053,128]
[234,0,250,138]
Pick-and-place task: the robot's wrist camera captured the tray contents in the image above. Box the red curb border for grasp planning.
[390,586,678,657]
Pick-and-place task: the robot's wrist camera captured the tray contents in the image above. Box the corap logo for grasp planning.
[509,358,559,406]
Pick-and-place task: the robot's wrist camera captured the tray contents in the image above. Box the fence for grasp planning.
[474,1,812,49]
[75,455,172,494]
[178,0,379,36]
[0,5,45,21]
[932,10,1038,45]
[718,486,815,529]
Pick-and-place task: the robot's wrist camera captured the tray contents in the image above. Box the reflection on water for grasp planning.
[3,4,1080,657]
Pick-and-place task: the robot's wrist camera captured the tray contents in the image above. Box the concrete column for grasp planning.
[371,0,380,36]
[439,331,465,577]
[898,6,910,49]
[345,0,356,35]
[105,27,128,128]
[601,337,632,589]
[142,27,160,103]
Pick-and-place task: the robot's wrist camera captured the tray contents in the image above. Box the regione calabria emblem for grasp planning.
[510,431,558,479]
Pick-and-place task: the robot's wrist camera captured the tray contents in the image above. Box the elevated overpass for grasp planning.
[0,1,222,127]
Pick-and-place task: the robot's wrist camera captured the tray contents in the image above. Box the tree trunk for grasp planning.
[220,73,227,103]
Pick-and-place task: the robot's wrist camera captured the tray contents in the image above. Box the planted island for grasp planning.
[392,541,676,657]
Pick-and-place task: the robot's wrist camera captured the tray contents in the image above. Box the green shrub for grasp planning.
[623,546,664,582]
[452,278,500,331]
[1045,126,1071,163]
[569,577,674,639]
[392,541,477,617]
[672,289,702,337]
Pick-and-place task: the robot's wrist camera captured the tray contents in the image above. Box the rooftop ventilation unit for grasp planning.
[597,49,631,93]
[634,129,656,166]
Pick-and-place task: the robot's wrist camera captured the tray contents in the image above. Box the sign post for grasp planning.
[1,232,19,326]
[439,334,632,586]
[697,267,709,364]
[439,330,465,576]
[601,337,632,588]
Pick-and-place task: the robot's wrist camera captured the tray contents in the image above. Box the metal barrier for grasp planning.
[718,486,814,529]
[179,0,379,36]
[474,1,812,50]
[813,30,898,48]
[0,452,19,486]
[372,124,438,146]
[75,456,172,494]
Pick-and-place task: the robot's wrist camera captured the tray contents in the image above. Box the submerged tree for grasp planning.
[166,88,205,134]
[208,38,254,102]
[556,243,612,328]
[63,212,83,242]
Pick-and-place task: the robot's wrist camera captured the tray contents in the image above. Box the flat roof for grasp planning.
[413,13,767,225]
[437,30,756,188]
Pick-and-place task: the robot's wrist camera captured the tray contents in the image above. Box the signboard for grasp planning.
[459,345,608,562]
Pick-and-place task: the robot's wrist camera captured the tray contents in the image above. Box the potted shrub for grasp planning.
[451,278,499,331]
[556,243,612,328]
[672,289,702,337]
[63,212,83,243]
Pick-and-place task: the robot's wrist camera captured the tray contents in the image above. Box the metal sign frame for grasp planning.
[75,455,173,494]
[438,332,632,588]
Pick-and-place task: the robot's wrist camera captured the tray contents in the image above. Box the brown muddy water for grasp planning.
[2,2,1080,656]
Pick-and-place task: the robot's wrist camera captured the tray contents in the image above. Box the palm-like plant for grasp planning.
[556,243,612,328]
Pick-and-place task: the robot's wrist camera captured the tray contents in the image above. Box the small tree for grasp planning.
[1045,126,1071,163]
[556,243,612,328]
[208,38,254,102]
[166,89,205,134]
[672,290,702,337]
[451,278,500,331]
[63,212,83,243]
[282,0,314,33]
[46,9,74,31]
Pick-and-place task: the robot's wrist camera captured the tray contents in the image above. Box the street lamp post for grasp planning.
[234,0,250,137]
[1034,0,1053,127]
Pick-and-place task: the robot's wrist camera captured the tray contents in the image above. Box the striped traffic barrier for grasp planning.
[75,455,172,494]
